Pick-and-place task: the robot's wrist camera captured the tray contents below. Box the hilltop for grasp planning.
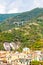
[0,8,43,22]
[0,8,43,31]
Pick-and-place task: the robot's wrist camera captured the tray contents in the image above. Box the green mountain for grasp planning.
[0,15,43,50]
[0,8,43,31]
[12,8,43,21]
[0,13,20,22]
[0,8,43,51]
[0,8,43,22]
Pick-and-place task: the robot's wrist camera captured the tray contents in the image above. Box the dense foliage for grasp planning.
[31,61,43,65]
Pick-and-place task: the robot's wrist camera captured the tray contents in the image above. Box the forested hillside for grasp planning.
[0,9,43,51]
[0,13,43,51]
[0,13,20,22]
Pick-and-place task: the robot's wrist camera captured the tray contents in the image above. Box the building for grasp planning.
[32,51,41,61]
[10,42,19,50]
[23,47,30,54]
[3,42,11,51]
[0,51,7,63]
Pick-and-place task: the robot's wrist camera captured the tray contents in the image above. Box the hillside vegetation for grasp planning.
[0,8,43,51]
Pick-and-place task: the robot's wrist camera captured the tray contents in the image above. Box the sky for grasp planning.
[0,0,43,14]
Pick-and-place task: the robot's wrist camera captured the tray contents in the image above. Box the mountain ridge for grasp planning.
[0,8,43,22]
[0,8,43,31]
[0,13,20,22]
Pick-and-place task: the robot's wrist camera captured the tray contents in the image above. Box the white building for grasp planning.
[10,42,19,50]
[3,42,11,51]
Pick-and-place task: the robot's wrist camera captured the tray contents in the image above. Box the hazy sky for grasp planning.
[0,0,43,14]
